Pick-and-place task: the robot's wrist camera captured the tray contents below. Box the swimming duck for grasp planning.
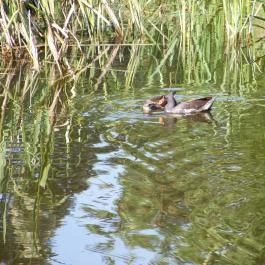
[143,95,167,113]
[164,92,215,114]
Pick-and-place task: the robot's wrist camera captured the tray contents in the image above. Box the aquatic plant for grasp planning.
[0,0,264,72]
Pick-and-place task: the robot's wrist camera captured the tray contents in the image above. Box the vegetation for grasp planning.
[1,2,265,263]
[0,0,265,71]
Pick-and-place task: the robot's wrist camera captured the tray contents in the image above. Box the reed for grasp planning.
[0,0,264,71]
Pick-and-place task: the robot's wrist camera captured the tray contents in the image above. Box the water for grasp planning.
[1,43,265,265]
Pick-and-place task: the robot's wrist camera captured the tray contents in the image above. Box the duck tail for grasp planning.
[200,97,216,111]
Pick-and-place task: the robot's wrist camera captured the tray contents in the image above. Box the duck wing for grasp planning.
[171,97,215,114]
[181,97,214,109]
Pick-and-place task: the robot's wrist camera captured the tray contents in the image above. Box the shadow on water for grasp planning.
[1,24,265,265]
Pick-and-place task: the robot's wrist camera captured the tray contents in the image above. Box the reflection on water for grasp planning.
[158,112,215,128]
[1,47,265,264]
[47,93,265,265]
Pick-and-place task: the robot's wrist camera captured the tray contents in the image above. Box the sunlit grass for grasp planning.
[0,0,264,72]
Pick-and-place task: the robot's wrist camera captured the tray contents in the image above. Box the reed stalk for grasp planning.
[0,0,263,71]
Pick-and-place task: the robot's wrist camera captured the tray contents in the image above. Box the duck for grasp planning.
[164,92,215,114]
[143,95,167,113]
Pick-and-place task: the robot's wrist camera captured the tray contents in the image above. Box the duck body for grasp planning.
[164,92,215,114]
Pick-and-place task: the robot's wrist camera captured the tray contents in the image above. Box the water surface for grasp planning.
[1,43,265,265]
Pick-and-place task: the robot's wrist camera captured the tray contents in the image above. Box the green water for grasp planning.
[1,42,265,265]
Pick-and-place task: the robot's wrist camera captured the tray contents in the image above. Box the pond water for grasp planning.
[1,42,265,265]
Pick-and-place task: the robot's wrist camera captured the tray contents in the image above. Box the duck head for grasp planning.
[143,95,167,113]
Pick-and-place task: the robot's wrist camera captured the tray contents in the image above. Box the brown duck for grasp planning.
[143,92,215,114]
[164,92,215,114]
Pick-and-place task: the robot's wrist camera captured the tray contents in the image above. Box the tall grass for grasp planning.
[0,0,264,72]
